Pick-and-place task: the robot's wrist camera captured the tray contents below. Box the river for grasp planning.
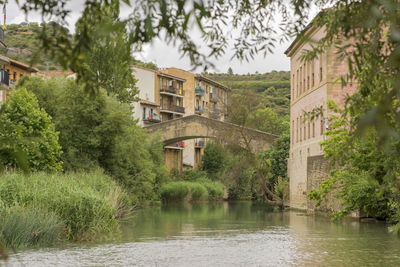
[5,201,400,266]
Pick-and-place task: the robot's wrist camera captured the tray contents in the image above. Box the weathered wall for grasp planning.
[159,68,196,167]
[131,66,157,127]
[306,155,340,212]
[145,115,277,153]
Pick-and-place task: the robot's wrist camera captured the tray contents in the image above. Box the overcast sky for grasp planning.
[4,1,320,74]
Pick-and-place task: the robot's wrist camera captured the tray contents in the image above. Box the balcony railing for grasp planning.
[165,141,185,149]
[160,86,184,97]
[195,87,205,96]
[195,106,204,114]
[210,92,218,102]
[160,104,174,112]
[174,105,185,113]
[143,113,161,123]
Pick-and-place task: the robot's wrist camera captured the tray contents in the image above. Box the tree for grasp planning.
[75,1,138,103]
[227,67,233,75]
[20,77,168,204]
[0,88,62,172]
[201,142,226,177]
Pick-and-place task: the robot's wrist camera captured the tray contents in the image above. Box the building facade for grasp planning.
[0,55,39,103]
[131,66,161,127]
[159,68,230,169]
[285,22,357,210]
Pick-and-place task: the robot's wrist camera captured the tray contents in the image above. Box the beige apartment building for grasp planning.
[132,66,187,172]
[285,19,356,210]
[160,68,230,169]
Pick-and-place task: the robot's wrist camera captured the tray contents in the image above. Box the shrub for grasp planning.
[0,206,63,248]
[0,88,63,172]
[199,180,225,200]
[159,182,206,202]
[0,170,129,241]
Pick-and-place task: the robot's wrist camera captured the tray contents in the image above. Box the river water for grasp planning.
[5,201,400,266]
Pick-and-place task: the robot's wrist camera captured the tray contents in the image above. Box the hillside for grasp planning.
[205,71,290,117]
[0,22,67,70]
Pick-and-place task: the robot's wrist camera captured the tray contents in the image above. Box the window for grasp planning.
[143,107,146,120]
[308,122,310,139]
[292,74,294,99]
[312,121,315,137]
[320,119,324,135]
[307,76,310,90]
[312,73,315,87]
[13,72,16,81]
[304,126,306,140]
[300,116,302,141]
[296,117,299,142]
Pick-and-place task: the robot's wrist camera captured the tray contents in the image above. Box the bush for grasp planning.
[159,180,224,202]
[201,143,226,177]
[159,182,208,202]
[0,88,63,172]
[0,170,130,241]
[0,206,63,248]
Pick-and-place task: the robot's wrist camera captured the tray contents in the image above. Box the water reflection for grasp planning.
[7,201,400,266]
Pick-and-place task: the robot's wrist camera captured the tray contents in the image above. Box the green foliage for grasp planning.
[227,88,289,135]
[0,88,63,172]
[0,170,130,241]
[19,76,168,204]
[309,101,400,226]
[258,133,290,184]
[201,142,226,177]
[0,206,63,248]
[75,2,138,103]
[159,180,224,203]
[0,22,66,70]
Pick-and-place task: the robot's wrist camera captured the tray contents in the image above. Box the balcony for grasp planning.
[160,86,184,97]
[174,105,185,113]
[195,140,205,148]
[165,141,185,150]
[195,106,204,115]
[143,113,161,124]
[0,69,9,87]
[160,104,185,114]
[210,92,218,102]
[195,87,205,96]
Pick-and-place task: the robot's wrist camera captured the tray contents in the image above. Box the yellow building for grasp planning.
[0,55,39,102]
[159,68,230,169]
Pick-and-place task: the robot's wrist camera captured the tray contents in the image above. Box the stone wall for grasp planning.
[306,155,340,213]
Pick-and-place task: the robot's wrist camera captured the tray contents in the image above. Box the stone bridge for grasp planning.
[144,115,278,153]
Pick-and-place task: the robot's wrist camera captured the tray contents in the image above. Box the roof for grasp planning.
[133,65,158,73]
[157,72,186,82]
[8,57,39,72]
[40,70,74,77]
[140,99,159,107]
[196,75,231,91]
[284,9,330,57]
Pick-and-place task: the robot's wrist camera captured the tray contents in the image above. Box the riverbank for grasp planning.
[0,170,130,248]
[4,201,400,266]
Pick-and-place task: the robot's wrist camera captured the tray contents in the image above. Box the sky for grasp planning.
[3,0,311,74]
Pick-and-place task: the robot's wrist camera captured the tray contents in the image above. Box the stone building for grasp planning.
[285,17,356,210]
[131,66,161,127]
[0,55,39,103]
[131,66,187,172]
[159,68,230,169]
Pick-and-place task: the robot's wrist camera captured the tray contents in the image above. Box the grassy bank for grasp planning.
[0,170,130,248]
[160,180,225,203]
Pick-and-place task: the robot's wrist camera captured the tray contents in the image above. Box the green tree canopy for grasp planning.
[0,88,63,172]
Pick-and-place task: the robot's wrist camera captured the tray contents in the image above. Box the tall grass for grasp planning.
[0,206,63,248]
[0,170,130,245]
[160,180,224,203]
